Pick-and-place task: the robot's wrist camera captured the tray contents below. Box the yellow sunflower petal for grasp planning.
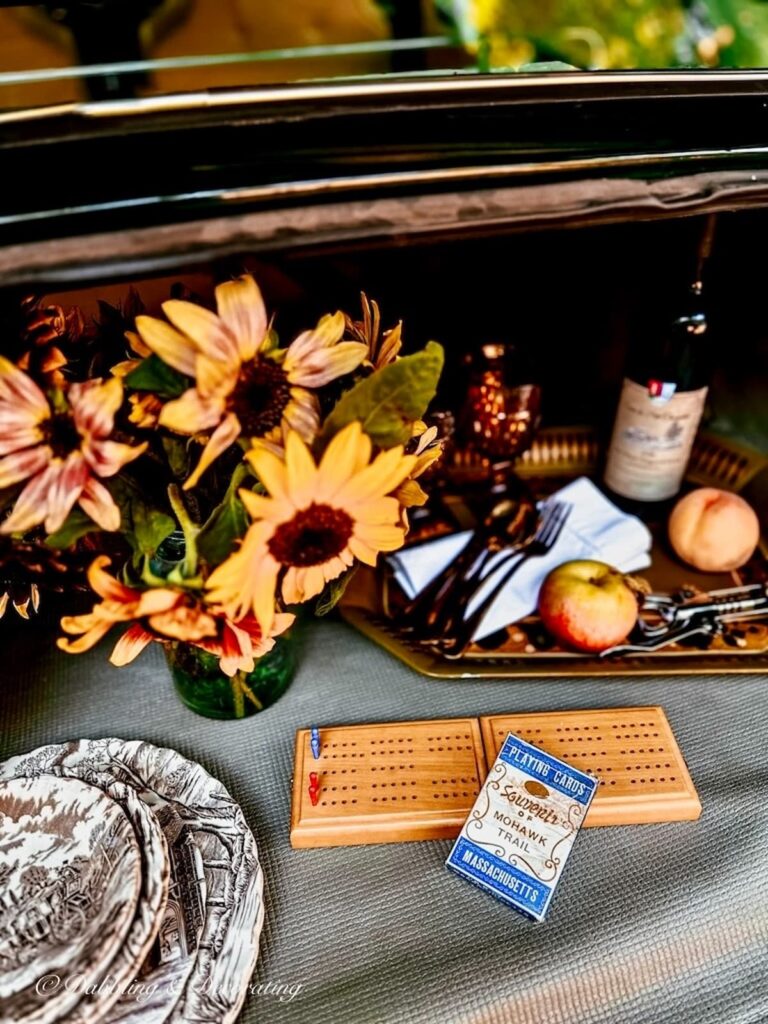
[248,556,282,634]
[335,447,417,505]
[78,477,122,531]
[377,321,402,367]
[59,611,104,633]
[127,393,162,429]
[284,431,317,508]
[208,624,252,677]
[282,389,320,444]
[184,412,241,490]
[215,275,268,362]
[396,479,429,508]
[43,453,89,534]
[303,564,332,600]
[109,624,155,666]
[135,315,198,376]
[348,536,378,567]
[285,311,345,362]
[85,438,148,478]
[57,618,114,654]
[195,353,238,400]
[286,340,368,388]
[247,434,285,460]
[316,421,370,501]
[69,377,124,439]
[239,490,282,522]
[351,496,401,524]
[111,359,140,379]
[206,521,280,629]
[0,444,51,487]
[270,611,295,640]
[162,299,239,365]
[126,329,151,358]
[159,388,226,435]
[354,522,406,552]
[245,445,292,505]
[134,588,184,617]
[282,563,338,604]
[0,402,48,433]
[0,462,58,534]
[281,566,301,604]
[86,555,139,602]
[415,448,442,478]
[324,556,349,580]
[0,355,49,420]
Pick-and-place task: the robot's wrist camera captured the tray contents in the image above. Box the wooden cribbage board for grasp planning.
[479,706,701,828]
[290,706,700,849]
[290,718,487,848]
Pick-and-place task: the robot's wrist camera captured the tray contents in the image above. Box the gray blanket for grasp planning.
[1,616,766,1024]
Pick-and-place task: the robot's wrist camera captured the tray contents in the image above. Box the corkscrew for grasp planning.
[601,582,768,655]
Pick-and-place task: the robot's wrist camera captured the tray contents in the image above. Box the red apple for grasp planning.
[537,560,639,653]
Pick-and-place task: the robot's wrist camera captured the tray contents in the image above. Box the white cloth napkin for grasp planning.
[388,477,652,642]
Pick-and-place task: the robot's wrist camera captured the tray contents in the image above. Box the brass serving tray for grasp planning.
[340,428,768,678]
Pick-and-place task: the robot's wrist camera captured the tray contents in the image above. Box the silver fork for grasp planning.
[437,501,573,659]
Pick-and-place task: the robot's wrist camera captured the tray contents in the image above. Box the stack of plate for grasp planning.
[0,739,264,1024]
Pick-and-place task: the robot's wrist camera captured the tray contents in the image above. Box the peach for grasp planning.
[668,487,760,572]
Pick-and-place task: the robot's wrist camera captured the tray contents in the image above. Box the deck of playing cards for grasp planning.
[446,732,598,920]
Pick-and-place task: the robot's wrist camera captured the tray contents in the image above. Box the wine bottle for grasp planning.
[603,217,716,511]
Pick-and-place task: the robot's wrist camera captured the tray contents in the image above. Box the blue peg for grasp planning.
[310,727,321,760]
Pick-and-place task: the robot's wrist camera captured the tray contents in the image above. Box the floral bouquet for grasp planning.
[0,277,443,715]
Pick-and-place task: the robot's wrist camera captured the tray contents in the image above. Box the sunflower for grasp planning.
[16,294,85,387]
[134,274,367,489]
[396,423,444,520]
[0,360,146,536]
[206,421,417,629]
[111,327,151,379]
[344,292,402,370]
[0,536,84,619]
[58,556,294,677]
[112,329,162,427]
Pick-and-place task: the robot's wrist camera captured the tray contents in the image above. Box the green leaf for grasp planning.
[45,508,100,549]
[197,463,251,566]
[125,354,188,398]
[133,504,176,563]
[108,477,176,567]
[162,436,191,480]
[314,565,358,616]
[321,341,444,449]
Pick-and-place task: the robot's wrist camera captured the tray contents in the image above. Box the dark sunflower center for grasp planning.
[42,413,80,457]
[229,357,292,436]
[268,503,353,568]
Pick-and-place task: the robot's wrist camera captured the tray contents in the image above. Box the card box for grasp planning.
[446,732,598,920]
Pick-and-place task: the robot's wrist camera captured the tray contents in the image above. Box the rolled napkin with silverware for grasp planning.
[388,477,652,644]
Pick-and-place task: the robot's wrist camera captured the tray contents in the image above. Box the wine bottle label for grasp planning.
[604,378,707,501]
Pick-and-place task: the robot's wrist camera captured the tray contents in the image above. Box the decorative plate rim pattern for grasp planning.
[0,775,142,1024]
[0,740,264,1024]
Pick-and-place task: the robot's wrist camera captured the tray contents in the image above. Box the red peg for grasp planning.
[309,772,320,807]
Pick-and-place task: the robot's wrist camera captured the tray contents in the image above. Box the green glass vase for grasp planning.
[165,632,298,720]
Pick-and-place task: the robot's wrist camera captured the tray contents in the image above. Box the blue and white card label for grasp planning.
[446,732,598,921]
